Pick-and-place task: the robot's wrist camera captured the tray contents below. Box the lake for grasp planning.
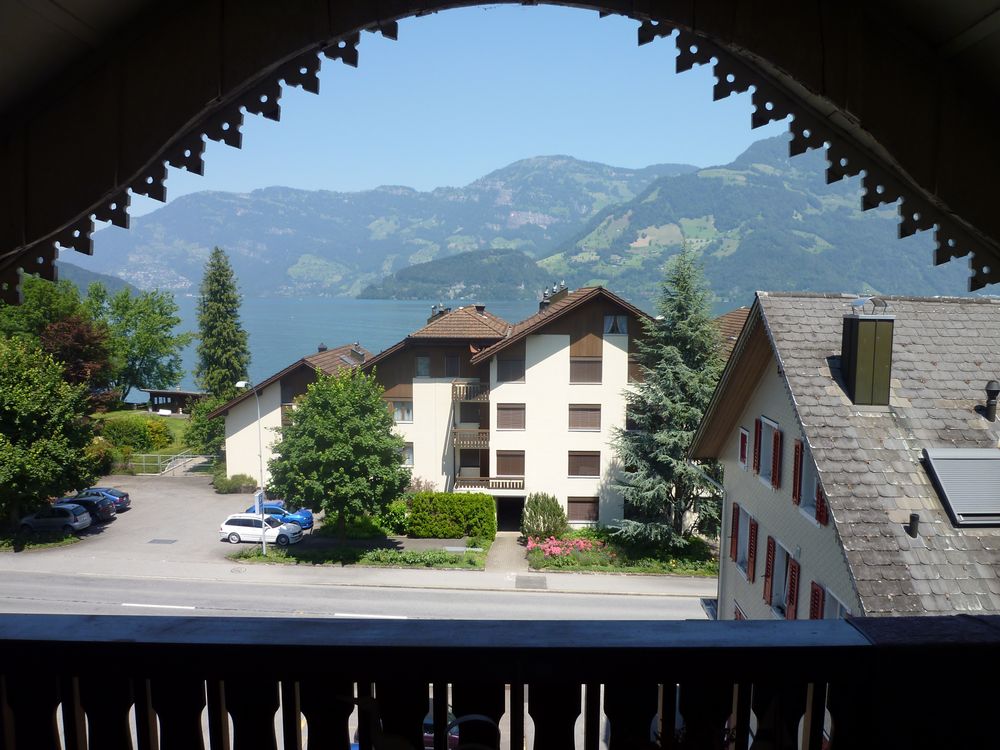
[170,296,546,392]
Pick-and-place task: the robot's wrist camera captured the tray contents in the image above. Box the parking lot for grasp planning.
[54,474,263,564]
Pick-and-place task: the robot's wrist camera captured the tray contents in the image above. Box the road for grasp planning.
[0,571,708,619]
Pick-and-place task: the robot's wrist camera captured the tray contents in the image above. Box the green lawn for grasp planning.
[228,545,487,569]
[0,532,81,553]
[90,409,190,456]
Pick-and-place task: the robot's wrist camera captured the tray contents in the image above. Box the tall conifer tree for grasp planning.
[195,247,250,399]
[612,249,724,550]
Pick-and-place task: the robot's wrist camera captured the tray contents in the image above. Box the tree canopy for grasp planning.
[267,370,409,541]
[0,338,97,527]
[195,247,250,399]
[612,249,724,549]
[84,284,192,400]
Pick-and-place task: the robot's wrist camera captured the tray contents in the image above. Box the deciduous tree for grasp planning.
[0,338,97,527]
[268,370,409,543]
[612,249,724,550]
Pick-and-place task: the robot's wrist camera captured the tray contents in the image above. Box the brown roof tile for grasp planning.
[409,305,510,340]
[715,306,751,361]
[304,343,372,373]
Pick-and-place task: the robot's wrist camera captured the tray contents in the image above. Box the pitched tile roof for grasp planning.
[715,306,751,361]
[408,305,510,339]
[207,342,371,418]
[470,287,651,364]
[753,292,1000,616]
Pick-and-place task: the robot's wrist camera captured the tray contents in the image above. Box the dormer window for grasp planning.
[603,315,628,334]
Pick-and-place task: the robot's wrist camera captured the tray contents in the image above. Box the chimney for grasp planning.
[986,380,1000,422]
[317,342,328,353]
[549,281,570,305]
[841,297,894,406]
[474,304,486,314]
[539,287,551,313]
[427,304,451,324]
[351,343,366,362]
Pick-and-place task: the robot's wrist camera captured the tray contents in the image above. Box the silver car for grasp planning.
[20,503,92,534]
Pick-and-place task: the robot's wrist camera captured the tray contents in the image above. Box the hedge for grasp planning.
[406,492,497,540]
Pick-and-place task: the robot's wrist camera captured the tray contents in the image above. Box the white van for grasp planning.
[219,513,303,547]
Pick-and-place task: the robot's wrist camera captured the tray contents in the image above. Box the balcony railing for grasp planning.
[0,613,996,749]
[452,381,489,402]
[452,428,490,449]
[454,476,525,490]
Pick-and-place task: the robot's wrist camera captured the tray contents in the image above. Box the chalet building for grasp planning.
[209,343,372,485]
[690,292,1000,621]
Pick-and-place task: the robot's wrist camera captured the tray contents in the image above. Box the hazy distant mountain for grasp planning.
[56,261,135,295]
[82,156,696,297]
[539,135,971,310]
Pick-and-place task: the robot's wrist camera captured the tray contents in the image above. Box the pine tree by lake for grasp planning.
[169,296,552,393]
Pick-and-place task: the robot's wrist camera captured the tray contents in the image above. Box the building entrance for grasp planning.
[495,497,525,533]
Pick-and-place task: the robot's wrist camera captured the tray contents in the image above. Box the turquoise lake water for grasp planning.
[170,296,546,392]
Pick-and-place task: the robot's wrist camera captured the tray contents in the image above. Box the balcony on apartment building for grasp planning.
[1,612,994,749]
[451,380,490,402]
[452,428,490,450]
[453,475,525,491]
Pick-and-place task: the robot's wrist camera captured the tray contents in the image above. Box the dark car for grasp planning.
[75,487,130,511]
[58,495,116,523]
[245,500,314,530]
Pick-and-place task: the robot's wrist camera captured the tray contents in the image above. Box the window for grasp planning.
[738,428,749,470]
[401,443,414,467]
[392,401,413,423]
[497,403,525,430]
[734,603,747,621]
[754,417,782,489]
[729,503,758,582]
[627,356,644,383]
[568,497,599,522]
[809,582,851,619]
[445,354,460,377]
[825,591,850,619]
[763,537,799,619]
[568,404,601,431]
[496,451,524,476]
[793,439,819,517]
[459,450,480,469]
[625,406,640,432]
[414,356,430,378]
[459,402,481,424]
[497,357,525,383]
[568,451,600,477]
[570,357,602,383]
[603,315,628,334]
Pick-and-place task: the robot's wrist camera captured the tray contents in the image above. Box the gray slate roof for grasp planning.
[758,292,1000,617]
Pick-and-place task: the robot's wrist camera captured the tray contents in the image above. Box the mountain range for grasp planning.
[73,136,973,310]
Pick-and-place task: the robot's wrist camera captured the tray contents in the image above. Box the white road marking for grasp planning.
[122,602,196,610]
[334,612,407,620]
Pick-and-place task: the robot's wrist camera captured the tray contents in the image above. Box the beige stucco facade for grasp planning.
[395,379,456,491]
[223,380,282,487]
[718,353,860,620]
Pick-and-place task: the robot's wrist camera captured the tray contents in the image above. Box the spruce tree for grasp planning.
[194,247,250,399]
[612,249,724,550]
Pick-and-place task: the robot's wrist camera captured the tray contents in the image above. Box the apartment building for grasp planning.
[690,292,1000,620]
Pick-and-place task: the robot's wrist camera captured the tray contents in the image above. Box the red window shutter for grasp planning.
[747,519,759,583]
[734,607,746,621]
[792,440,803,505]
[816,486,829,525]
[729,503,740,562]
[752,418,762,474]
[739,431,748,465]
[786,559,801,620]
[771,429,783,489]
[809,582,826,620]
[762,537,775,603]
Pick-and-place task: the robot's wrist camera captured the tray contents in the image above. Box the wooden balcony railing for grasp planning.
[452,429,490,449]
[452,382,489,402]
[454,476,524,490]
[0,613,997,750]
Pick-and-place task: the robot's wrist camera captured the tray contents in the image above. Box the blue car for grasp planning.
[75,487,131,511]
[245,500,314,530]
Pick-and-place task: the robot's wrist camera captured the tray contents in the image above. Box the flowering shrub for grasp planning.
[525,532,717,576]
[526,536,604,557]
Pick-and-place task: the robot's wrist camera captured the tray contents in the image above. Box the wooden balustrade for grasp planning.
[451,429,490,449]
[454,476,525,490]
[0,614,997,749]
[451,382,489,402]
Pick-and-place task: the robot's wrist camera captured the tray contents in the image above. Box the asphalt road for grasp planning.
[0,474,715,621]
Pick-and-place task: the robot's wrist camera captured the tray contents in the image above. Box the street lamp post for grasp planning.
[236,380,266,555]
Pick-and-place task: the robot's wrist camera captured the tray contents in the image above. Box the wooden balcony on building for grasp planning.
[452,381,489,402]
[452,429,490,450]
[0,613,996,749]
[454,476,524,490]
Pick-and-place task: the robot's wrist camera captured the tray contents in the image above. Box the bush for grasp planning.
[406,492,497,540]
[101,417,153,451]
[374,499,409,535]
[213,469,257,494]
[85,436,115,476]
[521,492,569,539]
[145,419,172,450]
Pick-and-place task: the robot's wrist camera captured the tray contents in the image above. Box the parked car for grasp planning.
[74,487,130,511]
[57,495,116,523]
[19,504,92,535]
[244,501,314,530]
[219,514,302,547]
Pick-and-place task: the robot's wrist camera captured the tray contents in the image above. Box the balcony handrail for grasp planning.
[454,476,524,490]
[451,428,490,449]
[452,381,490,402]
[0,613,997,749]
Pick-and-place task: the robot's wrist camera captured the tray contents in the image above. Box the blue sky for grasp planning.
[132,5,786,214]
